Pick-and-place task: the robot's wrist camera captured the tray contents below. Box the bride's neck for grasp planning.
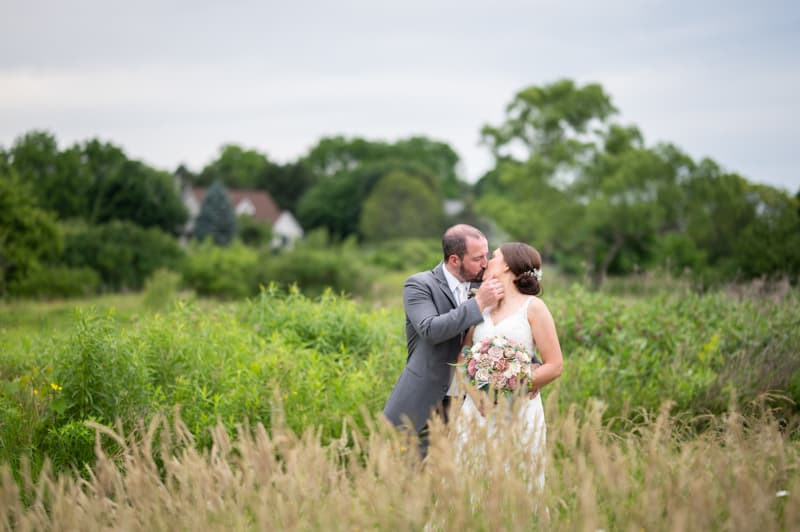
[495,284,522,310]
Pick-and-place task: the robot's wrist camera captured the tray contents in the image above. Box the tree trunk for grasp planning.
[592,233,625,288]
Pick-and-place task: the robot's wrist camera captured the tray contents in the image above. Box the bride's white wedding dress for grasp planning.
[456,296,546,491]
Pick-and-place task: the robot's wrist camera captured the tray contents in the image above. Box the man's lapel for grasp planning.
[432,263,457,308]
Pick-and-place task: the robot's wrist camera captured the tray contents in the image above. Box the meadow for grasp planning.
[1,278,799,530]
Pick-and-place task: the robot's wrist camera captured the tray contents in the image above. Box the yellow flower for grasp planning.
[50,383,62,391]
[33,389,38,395]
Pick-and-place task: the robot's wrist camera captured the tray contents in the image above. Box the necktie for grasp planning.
[456,283,468,305]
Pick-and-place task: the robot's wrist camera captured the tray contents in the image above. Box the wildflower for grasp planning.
[50,383,63,391]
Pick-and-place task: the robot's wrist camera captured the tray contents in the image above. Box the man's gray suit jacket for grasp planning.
[383,262,484,432]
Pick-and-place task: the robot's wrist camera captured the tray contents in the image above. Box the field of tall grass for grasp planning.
[1,280,799,529]
[2,398,797,530]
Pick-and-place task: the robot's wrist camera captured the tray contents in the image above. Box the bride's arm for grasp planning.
[528,298,564,390]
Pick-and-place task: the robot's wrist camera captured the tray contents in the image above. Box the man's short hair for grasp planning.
[442,224,486,261]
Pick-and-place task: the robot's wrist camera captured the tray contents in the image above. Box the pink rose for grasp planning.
[467,358,478,376]
[507,376,519,391]
[493,358,508,372]
[488,346,504,360]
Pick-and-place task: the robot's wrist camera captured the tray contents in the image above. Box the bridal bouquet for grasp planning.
[460,335,535,395]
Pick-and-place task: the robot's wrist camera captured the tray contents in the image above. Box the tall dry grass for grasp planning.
[1,395,798,531]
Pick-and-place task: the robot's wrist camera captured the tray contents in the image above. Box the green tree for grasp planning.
[392,137,462,198]
[796,188,800,217]
[580,148,668,284]
[303,135,462,197]
[297,160,440,240]
[62,221,184,291]
[359,171,445,241]
[196,144,270,188]
[195,145,317,214]
[570,126,694,284]
[257,161,318,212]
[732,185,800,281]
[476,80,617,263]
[8,133,187,232]
[0,170,62,296]
[480,79,616,164]
[681,162,756,277]
[303,136,384,177]
[78,139,187,232]
[8,130,92,219]
[174,163,197,186]
[90,159,188,233]
[194,181,237,245]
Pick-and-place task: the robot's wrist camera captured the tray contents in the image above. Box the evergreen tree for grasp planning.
[194,181,237,245]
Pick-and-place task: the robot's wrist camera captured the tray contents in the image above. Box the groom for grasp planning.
[383,224,504,449]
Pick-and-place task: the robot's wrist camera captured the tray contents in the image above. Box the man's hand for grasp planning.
[474,278,503,311]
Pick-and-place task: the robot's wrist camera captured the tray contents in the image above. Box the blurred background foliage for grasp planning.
[1,78,799,301]
[1,284,798,478]
[1,75,799,478]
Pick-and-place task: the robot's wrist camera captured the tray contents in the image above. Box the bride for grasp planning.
[455,242,563,491]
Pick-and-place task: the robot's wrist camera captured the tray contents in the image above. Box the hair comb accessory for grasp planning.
[523,268,542,281]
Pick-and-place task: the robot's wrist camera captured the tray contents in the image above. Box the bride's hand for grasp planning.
[528,362,542,399]
[464,383,487,417]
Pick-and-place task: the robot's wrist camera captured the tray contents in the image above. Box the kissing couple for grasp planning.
[383,224,563,487]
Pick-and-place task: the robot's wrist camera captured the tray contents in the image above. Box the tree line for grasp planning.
[1,79,798,298]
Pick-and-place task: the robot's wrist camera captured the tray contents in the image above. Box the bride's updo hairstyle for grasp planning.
[500,242,543,296]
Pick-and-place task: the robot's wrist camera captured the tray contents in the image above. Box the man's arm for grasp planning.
[403,276,483,345]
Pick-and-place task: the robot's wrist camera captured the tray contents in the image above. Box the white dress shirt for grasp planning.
[442,266,468,396]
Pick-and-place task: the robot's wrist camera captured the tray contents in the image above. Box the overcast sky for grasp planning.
[1,0,798,192]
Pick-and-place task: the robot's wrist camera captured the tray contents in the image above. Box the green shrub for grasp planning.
[242,285,397,358]
[181,240,258,298]
[551,285,800,421]
[40,419,97,472]
[49,310,150,424]
[2,282,798,478]
[255,242,374,297]
[142,268,182,310]
[237,215,272,248]
[8,266,100,299]
[62,221,184,291]
[365,238,442,272]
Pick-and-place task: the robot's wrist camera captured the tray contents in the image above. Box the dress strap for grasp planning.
[522,296,535,313]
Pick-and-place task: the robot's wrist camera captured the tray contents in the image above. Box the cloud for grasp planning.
[0,0,798,191]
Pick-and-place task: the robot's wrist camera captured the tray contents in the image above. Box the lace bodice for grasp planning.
[473,296,537,360]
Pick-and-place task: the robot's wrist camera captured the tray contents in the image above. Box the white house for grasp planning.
[182,186,304,248]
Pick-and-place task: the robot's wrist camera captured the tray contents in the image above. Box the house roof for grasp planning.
[192,187,281,223]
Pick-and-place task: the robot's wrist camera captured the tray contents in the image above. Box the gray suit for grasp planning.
[383,262,484,433]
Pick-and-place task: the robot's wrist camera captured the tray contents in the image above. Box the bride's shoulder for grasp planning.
[526,296,551,317]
